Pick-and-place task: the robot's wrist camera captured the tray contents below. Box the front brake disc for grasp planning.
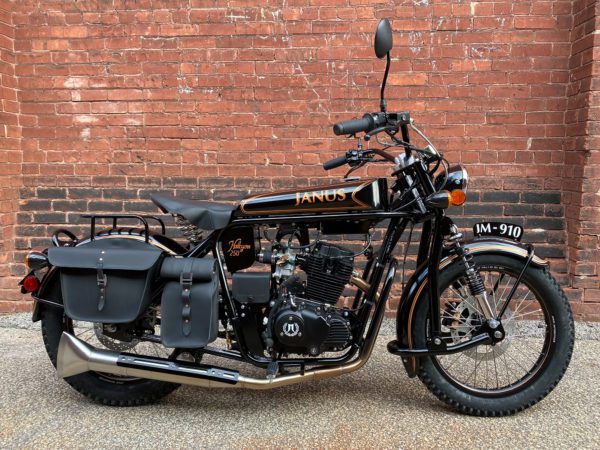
[444,301,515,361]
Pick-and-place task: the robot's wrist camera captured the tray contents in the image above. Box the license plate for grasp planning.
[473,222,523,241]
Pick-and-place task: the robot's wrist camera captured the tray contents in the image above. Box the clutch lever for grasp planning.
[344,160,367,179]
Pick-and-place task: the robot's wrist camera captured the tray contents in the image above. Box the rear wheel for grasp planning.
[41,304,180,406]
[412,254,574,416]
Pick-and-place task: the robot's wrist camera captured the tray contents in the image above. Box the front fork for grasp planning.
[445,225,497,321]
[424,214,504,350]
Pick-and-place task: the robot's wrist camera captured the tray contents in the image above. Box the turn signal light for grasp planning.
[22,275,40,293]
[449,189,466,206]
[425,189,467,209]
[425,191,452,209]
[25,251,48,272]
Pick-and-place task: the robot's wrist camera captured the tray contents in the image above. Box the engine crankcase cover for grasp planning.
[274,308,328,352]
[273,300,352,355]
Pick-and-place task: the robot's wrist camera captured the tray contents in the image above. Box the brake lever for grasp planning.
[409,119,440,156]
[364,125,394,141]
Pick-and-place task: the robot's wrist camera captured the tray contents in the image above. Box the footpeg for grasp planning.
[386,333,492,356]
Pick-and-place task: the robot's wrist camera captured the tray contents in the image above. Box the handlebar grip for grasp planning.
[323,155,348,170]
[333,114,375,136]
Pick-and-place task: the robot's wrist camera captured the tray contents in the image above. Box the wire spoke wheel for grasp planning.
[413,253,574,416]
[42,298,181,405]
[435,270,549,394]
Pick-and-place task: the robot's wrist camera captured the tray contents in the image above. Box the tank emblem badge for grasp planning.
[295,189,346,206]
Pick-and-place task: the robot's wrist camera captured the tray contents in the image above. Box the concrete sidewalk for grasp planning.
[0,315,598,449]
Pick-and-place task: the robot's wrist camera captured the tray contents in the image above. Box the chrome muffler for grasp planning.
[57,331,376,390]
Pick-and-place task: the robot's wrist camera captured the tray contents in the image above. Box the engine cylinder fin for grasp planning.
[300,243,354,304]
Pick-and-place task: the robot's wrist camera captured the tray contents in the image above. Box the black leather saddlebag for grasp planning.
[48,243,162,323]
[159,258,219,348]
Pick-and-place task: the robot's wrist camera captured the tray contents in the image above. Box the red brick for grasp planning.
[515,16,557,30]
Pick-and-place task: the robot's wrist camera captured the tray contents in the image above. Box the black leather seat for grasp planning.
[151,194,234,230]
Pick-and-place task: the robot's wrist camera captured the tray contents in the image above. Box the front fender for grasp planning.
[31,266,61,322]
[396,238,547,377]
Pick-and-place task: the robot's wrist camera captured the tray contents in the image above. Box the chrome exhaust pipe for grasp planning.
[57,331,377,390]
[58,331,119,378]
[58,332,241,387]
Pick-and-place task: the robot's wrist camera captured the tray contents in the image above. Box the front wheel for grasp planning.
[412,253,574,416]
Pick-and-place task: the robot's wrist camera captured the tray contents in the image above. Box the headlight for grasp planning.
[436,164,468,193]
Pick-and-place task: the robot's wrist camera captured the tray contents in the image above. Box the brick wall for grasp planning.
[0,0,598,319]
[565,0,600,319]
[0,0,22,312]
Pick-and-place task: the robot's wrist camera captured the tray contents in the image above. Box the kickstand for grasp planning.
[266,361,279,380]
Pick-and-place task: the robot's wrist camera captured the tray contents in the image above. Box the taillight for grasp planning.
[22,275,40,293]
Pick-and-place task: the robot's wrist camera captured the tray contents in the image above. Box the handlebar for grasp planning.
[333,113,386,136]
[322,148,397,171]
[325,111,415,171]
[323,155,348,170]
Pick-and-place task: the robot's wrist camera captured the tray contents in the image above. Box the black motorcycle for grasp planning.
[20,19,574,416]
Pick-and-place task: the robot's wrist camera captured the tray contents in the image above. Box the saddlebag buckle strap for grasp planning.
[96,260,107,312]
[180,267,193,337]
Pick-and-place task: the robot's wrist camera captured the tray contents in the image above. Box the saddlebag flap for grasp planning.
[159,257,219,348]
[48,245,162,323]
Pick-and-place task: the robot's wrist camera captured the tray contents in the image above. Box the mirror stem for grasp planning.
[380,52,390,112]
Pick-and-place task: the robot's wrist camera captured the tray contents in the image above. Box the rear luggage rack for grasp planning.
[82,214,166,243]
[51,229,80,247]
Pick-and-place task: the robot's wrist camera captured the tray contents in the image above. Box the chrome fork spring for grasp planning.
[462,250,486,296]
[445,226,496,321]
[445,229,485,297]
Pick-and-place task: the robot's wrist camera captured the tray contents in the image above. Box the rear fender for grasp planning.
[31,266,61,322]
[396,239,548,377]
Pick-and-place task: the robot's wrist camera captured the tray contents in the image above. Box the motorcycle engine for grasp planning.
[299,242,354,305]
[264,241,357,356]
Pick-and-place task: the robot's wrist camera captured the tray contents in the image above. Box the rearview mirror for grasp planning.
[374,19,393,59]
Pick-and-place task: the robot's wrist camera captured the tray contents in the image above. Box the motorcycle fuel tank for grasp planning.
[237,178,388,216]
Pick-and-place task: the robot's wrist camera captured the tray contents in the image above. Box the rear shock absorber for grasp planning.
[173,214,203,245]
[445,226,496,322]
